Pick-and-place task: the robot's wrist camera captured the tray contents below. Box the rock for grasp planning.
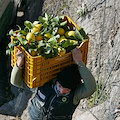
[75,111,97,120]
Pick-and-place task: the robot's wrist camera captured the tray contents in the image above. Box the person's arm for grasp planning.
[71,47,96,105]
[10,50,28,89]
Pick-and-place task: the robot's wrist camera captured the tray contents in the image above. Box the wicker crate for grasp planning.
[11,15,89,88]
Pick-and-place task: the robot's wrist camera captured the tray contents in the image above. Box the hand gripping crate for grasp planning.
[11,15,89,88]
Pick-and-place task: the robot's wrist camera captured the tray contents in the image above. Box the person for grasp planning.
[10,46,96,120]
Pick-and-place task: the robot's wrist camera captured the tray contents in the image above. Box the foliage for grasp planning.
[6,13,87,59]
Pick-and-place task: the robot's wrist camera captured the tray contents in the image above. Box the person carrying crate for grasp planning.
[10,46,96,120]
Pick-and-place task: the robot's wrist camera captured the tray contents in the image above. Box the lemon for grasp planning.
[57,28,65,35]
[31,24,42,33]
[44,33,51,39]
[34,24,42,31]
[70,40,78,44]
[58,48,66,56]
[58,36,67,43]
[65,31,75,38]
[31,27,40,33]
[35,33,43,41]
[26,32,35,42]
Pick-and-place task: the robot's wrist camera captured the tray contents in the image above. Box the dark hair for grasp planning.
[57,64,81,90]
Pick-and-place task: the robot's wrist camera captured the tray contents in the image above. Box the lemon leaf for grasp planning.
[24,27,29,34]
[75,28,84,42]
[17,37,27,45]
[60,20,67,26]
[38,40,46,47]
[48,34,60,45]
[8,42,15,48]
[61,40,73,48]
[16,25,21,31]
[45,13,49,21]
[38,16,47,23]
[79,28,87,39]
[33,21,40,25]
[20,30,27,35]
[8,29,16,36]
[6,49,11,55]
[44,45,52,54]
[52,27,58,35]
[24,21,32,29]
[48,38,57,45]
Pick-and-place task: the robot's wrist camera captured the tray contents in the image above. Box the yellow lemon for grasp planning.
[57,28,65,35]
[58,48,66,56]
[35,33,43,41]
[44,33,51,39]
[58,36,67,43]
[70,40,78,44]
[65,31,75,38]
[34,24,42,31]
[31,27,40,33]
[26,32,35,42]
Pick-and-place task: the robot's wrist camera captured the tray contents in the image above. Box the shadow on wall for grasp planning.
[0,0,44,116]
[16,0,44,28]
[0,89,32,116]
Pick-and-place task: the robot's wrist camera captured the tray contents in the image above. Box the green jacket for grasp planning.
[10,61,96,105]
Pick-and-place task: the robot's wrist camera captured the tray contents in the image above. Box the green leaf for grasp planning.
[52,27,58,35]
[52,16,59,22]
[8,29,16,36]
[45,13,49,21]
[24,27,29,34]
[48,37,57,45]
[13,39,19,46]
[28,48,38,53]
[38,40,46,47]
[16,25,21,31]
[79,28,87,39]
[60,20,67,26]
[20,30,27,35]
[17,37,27,45]
[44,45,52,54]
[38,16,47,23]
[51,22,57,28]
[24,21,33,29]
[48,34,60,45]
[8,42,15,48]
[74,28,84,42]
[6,49,11,55]
[33,21,40,25]
[61,40,73,48]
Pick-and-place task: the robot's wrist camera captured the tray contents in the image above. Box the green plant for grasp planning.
[77,3,88,17]
[88,79,109,107]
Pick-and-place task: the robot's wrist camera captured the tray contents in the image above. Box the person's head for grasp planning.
[56,64,81,95]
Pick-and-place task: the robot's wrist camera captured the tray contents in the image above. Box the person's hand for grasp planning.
[16,50,24,68]
[71,46,83,64]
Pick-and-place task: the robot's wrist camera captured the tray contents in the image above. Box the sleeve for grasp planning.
[10,63,29,89]
[73,61,96,105]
